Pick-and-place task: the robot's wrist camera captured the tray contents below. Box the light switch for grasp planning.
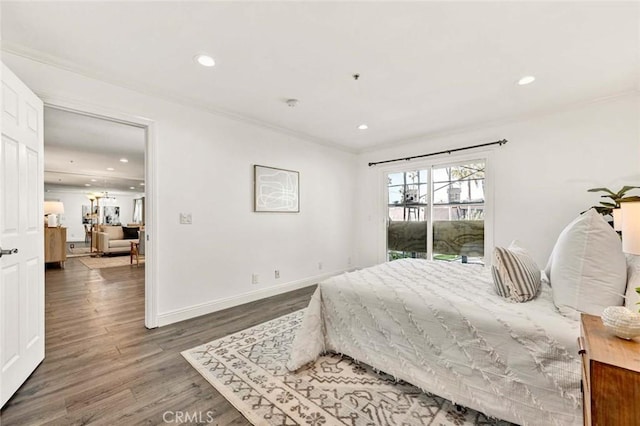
[179,213,192,224]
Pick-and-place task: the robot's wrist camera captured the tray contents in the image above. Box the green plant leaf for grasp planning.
[588,187,617,196]
[599,202,617,208]
[587,186,640,215]
[592,206,612,215]
[618,185,640,194]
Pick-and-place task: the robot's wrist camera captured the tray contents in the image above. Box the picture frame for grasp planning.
[82,205,91,224]
[82,205,100,224]
[254,165,300,213]
[103,206,121,224]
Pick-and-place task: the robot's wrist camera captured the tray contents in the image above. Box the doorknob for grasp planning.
[0,247,18,258]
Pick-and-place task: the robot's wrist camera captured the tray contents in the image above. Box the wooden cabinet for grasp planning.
[44,227,66,266]
[579,313,640,425]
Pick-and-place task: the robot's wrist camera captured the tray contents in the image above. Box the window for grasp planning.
[133,197,145,224]
[386,160,486,264]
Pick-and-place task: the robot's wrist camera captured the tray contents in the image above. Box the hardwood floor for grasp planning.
[0,258,316,425]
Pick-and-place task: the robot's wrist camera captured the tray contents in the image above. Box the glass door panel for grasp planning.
[387,169,428,260]
[432,162,485,263]
[386,160,486,264]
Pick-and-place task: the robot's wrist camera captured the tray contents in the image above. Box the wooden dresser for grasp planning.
[579,313,640,425]
[44,226,66,267]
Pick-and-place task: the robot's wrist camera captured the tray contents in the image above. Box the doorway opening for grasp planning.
[42,102,156,328]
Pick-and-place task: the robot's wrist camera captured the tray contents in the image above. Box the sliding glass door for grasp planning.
[387,170,429,260]
[386,159,486,264]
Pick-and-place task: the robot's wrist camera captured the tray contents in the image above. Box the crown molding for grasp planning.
[1,42,357,154]
[357,89,640,155]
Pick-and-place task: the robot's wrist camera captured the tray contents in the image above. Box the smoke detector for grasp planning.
[286,99,299,108]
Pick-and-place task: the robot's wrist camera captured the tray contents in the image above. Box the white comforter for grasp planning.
[287,259,582,426]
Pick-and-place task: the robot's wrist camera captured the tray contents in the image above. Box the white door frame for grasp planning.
[39,95,159,328]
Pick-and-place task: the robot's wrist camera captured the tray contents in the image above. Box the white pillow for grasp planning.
[625,255,640,311]
[549,208,627,317]
[544,245,554,284]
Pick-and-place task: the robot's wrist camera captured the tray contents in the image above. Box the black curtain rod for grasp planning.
[368,139,508,167]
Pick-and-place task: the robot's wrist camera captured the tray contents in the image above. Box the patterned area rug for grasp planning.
[182,310,513,426]
[78,255,144,269]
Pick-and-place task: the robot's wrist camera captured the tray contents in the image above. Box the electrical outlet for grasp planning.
[252,274,259,285]
[179,213,192,224]
[275,270,280,279]
[318,262,323,270]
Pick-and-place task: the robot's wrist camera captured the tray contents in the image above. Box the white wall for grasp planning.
[355,94,640,267]
[3,52,356,325]
[44,190,143,242]
[7,50,637,326]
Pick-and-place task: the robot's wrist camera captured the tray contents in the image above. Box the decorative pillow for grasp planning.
[122,226,139,240]
[491,241,541,302]
[548,208,627,318]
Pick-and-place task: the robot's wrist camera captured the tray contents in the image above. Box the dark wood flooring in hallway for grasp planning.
[0,258,315,425]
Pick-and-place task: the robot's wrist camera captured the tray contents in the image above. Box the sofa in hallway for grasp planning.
[94,225,141,255]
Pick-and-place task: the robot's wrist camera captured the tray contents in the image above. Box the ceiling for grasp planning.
[2,2,639,152]
[44,107,145,194]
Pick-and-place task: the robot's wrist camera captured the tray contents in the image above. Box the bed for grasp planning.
[286,259,583,426]
[286,209,637,425]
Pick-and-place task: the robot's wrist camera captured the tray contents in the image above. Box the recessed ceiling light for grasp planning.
[120,158,128,163]
[518,75,536,85]
[140,182,145,186]
[91,179,97,182]
[85,184,91,187]
[129,186,135,190]
[106,167,115,171]
[358,124,369,130]
[194,54,215,67]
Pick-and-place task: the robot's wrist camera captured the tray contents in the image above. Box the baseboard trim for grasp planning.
[156,269,349,327]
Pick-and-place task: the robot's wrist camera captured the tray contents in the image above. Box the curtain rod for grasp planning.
[368,139,508,167]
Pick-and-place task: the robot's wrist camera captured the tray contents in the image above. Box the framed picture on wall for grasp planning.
[82,205,91,224]
[82,205,101,224]
[254,165,299,213]
[103,206,121,224]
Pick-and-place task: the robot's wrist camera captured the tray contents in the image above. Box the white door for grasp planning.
[0,63,44,407]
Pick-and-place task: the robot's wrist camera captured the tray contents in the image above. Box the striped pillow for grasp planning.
[491,241,541,302]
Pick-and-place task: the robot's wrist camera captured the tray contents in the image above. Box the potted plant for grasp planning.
[586,186,640,216]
